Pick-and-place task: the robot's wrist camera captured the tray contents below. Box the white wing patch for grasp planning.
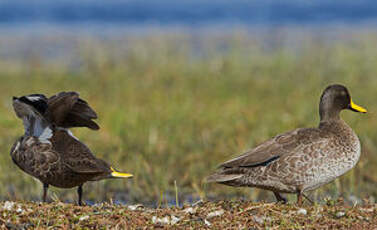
[56,127,79,140]
[12,141,20,154]
[26,96,43,102]
[38,127,53,144]
[67,129,79,140]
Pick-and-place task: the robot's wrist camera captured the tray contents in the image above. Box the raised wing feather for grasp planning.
[12,95,50,137]
[47,92,78,125]
[47,92,99,130]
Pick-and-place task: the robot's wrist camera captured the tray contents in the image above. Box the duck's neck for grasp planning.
[319,117,345,128]
[319,101,348,130]
[319,99,342,121]
[318,117,354,138]
[319,112,340,121]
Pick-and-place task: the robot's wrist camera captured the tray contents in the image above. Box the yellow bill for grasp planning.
[110,167,133,178]
[350,99,367,113]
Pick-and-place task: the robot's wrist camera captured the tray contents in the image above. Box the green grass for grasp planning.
[0,29,376,204]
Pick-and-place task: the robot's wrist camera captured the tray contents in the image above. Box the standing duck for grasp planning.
[206,84,367,205]
[11,92,133,205]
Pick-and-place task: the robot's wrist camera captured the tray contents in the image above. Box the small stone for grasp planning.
[79,215,89,221]
[336,211,345,218]
[160,217,170,225]
[183,207,196,214]
[207,209,224,219]
[297,208,307,215]
[128,204,144,211]
[16,206,23,213]
[152,216,174,225]
[204,219,211,226]
[170,215,180,225]
[3,201,14,211]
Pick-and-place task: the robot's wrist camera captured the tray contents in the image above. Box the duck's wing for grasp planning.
[65,151,110,175]
[207,128,329,182]
[219,129,304,168]
[56,130,132,179]
[63,141,131,179]
[51,130,109,175]
[47,92,99,130]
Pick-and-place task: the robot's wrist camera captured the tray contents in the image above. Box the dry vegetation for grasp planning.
[0,200,376,229]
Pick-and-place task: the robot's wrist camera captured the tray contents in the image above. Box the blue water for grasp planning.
[1,0,377,27]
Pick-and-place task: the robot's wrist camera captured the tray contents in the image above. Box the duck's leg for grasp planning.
[42,183,49,202]
[297,192,303,206]
[273,192,287,204]
[77,185,83,206]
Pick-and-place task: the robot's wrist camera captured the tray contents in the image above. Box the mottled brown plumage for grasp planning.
[207,84,367,205]
[11,93,132,205]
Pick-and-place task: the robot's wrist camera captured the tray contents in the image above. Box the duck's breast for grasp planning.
[302,126,361,192]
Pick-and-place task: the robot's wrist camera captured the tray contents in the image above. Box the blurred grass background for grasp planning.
[0,28,376,205]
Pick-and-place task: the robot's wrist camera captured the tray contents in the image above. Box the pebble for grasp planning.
[79,215,89,221]
[336,211,346,218]
[183,207,196,214]
[204,219,211,226]
[207,209,224,219]
[128,204,144,211]
[152,215,180,225]
[3,201,14,211]
[170,215,180,225]
[297,208,307,215]
[16,206,23,213]
[152,216,170,225]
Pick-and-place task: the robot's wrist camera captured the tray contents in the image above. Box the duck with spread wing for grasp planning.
[11,92,133,205]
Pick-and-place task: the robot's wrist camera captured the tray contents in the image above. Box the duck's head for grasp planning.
[319,84,367,121]
[12,94,48,119]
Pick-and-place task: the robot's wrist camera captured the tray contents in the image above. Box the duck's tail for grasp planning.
[110,167,133,178]
[206,173,242,183]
